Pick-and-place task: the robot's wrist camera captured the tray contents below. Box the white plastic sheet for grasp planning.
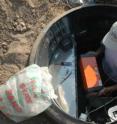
[0,64,56,122]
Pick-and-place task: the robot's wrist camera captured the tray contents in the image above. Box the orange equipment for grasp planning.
[80,56,102,92]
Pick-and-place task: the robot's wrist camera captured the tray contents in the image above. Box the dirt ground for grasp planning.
[0,0,69,84]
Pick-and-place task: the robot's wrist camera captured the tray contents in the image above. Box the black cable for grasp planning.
[59,71,72,85]
[88,96,117,116]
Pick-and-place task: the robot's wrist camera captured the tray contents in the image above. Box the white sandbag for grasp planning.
[0,64,56,122]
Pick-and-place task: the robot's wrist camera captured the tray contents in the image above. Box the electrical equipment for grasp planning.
[80,56,103,92]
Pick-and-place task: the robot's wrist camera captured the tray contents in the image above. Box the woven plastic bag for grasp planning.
[0,64,56,122]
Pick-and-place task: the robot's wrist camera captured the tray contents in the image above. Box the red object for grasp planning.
[80,56,102,91]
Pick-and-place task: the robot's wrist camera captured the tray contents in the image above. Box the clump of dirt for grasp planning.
[0,0,68,84]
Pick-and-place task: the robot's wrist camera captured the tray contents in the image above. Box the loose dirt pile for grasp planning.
[0,0,69,84]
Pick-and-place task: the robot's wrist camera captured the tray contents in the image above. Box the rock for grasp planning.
[0,42,8,54]
[25,0,35,8]
[13,19,28,33]
[2,42,7,46]
[3,49,7,54]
